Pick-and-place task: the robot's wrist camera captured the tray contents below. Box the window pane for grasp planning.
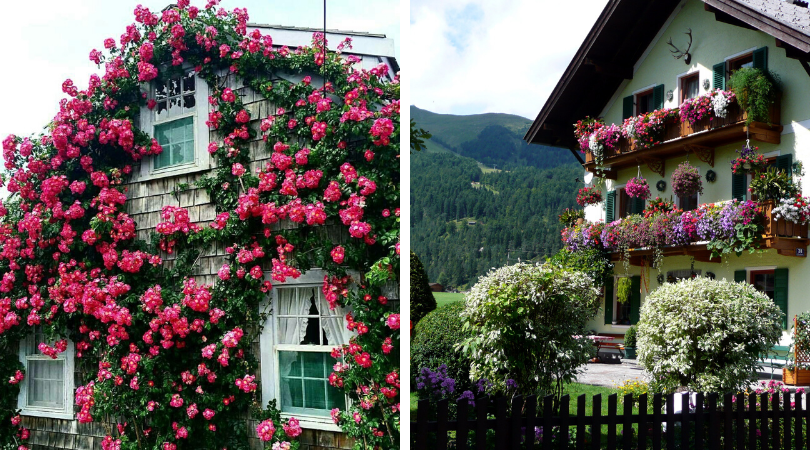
[278,350,338,416]
[752,273,775,300]
[28,360,64,408]
[154,117,194,169]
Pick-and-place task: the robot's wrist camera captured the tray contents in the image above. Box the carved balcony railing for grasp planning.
[584,97,782,178]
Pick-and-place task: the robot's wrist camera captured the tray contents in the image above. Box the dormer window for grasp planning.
[137,69,210,179]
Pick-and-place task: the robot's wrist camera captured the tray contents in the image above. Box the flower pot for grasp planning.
[783,368,810,385]
[624,347,636,359]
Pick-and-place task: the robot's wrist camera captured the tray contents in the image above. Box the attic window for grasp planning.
[727,53,753,75]
[680,73,699,102]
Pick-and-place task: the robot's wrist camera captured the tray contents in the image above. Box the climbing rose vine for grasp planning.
[0,2,400,449]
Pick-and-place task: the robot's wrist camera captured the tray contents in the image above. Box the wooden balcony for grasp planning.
[584,97,782,178]
[609,200,808,266]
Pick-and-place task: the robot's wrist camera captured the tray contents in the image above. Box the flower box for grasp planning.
[782,368,810,385]
[760,200,810,239]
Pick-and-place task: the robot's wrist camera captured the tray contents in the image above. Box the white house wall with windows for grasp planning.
[18,24,397,450]
[526,0,810,341]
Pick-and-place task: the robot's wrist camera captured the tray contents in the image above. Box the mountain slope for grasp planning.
[410,107,583,289]
[411,105,576,171]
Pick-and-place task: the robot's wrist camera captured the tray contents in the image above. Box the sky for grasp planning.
[0,0,400,140]
[410,0,608,119]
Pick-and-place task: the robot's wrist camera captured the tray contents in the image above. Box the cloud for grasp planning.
[410,0,608,119]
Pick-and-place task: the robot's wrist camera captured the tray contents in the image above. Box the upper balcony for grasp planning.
[583,97,782,178]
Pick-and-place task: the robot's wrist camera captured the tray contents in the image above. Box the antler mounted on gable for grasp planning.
[667,28,692,64]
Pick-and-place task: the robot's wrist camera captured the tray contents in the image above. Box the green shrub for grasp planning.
[728,67,780,125]
[624,325,637,348]
[461,263,600,402]
[638,277,782,393]
[548,248,613,289]
[410,252,437,326]
[412,302,474,393]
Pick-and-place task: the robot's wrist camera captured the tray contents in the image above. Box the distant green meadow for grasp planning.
[434,292,465,307]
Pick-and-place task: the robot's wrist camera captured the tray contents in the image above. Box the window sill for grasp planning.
[282,413,341,432]
[611,325,631,330]
[20,408,74,420]
[133,161,210,183]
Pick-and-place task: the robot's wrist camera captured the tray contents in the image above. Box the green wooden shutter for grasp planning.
[713,62,726,90]
[623,95,634,120]
[653,84,665,110]
[776,153,793,177]
[774,268,788,329]
[753,47,768,71]
[606,191,616,222]
[631,197,646,215]
[604,276,614,325]
[629,276,641,325]
[734,269,747,283]
[732,172,747,201]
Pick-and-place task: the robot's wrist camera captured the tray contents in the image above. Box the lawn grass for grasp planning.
[433,292,465,307]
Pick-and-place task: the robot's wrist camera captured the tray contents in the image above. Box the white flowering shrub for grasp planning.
[637,277,782,393]
[460,263,601,401]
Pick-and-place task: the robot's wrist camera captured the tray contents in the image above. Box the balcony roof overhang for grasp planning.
[525,0,810,160]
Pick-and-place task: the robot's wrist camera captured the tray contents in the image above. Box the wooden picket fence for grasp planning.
[412,391,810,449]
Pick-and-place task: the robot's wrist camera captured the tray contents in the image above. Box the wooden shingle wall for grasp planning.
[20,75,355,450]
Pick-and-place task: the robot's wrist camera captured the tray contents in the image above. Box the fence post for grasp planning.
[475,395,489,450]
[542,395,553,450]
[760,392,769,450]
[591,394,602,450]
[456,397,470,450]
[437,398,449,450]
[652,393,662,450]
[695,392,704,449]
[637,393,648,449]
[525,395,537,450]
[495,396,508,450]
[607,393,617,449]
[510,396,522,449]
[622,394,632,450]
[681,392,690,450]
[416,399,429,449]
[723,393,733,450]
[771,391,779,448]
[795,390,804,449]
[708,393,720,449]
[560,394,570,448]
[784,390,792,449]
[666,393,675,450]
[576,394,586,450]
[747,392,757,448]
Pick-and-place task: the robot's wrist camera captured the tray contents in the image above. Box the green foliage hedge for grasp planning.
[411,302,474,393]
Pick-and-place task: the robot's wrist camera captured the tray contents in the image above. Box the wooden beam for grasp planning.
[705,3,758,31]
[584,58,634,79]
[776,39,810,63]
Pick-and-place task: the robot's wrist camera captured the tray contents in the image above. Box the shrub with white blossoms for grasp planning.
[637,277,782,394]
[459,263,601,404]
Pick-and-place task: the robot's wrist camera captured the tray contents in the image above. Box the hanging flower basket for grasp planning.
[576,187,603,207]
[626,177,651,200]
[671,162,703,197]
[731,145,767,175]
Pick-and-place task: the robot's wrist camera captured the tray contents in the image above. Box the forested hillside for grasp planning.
[411,150,583,289]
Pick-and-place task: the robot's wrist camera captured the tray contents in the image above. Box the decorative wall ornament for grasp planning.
[703,78,710,90]
[667,28,693,64]
[657,274,665,284]
[706,169,717,183]
[656,180,667,192]
[666,90,674,101]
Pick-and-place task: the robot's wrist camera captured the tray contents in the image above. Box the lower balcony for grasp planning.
[610,201,808,266]
[584,98,782,178]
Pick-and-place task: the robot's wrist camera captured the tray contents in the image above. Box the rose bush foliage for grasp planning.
[0,2,399,449]
[637,277,782,394]
[459,263,600,404]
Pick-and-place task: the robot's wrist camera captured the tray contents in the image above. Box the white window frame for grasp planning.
[259,269,348,432]
[631,84,657,116]
[676,69,702,104]
[17,335,75,420]
[136,67,211,181]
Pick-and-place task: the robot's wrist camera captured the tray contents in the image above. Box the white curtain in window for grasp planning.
[28,359,64,408]
[318,294,350,346]
[277,288,311,345]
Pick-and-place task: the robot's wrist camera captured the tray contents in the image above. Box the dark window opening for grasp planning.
[681,73,699,102]
[750,270,775,300]
[636,90,654,115]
